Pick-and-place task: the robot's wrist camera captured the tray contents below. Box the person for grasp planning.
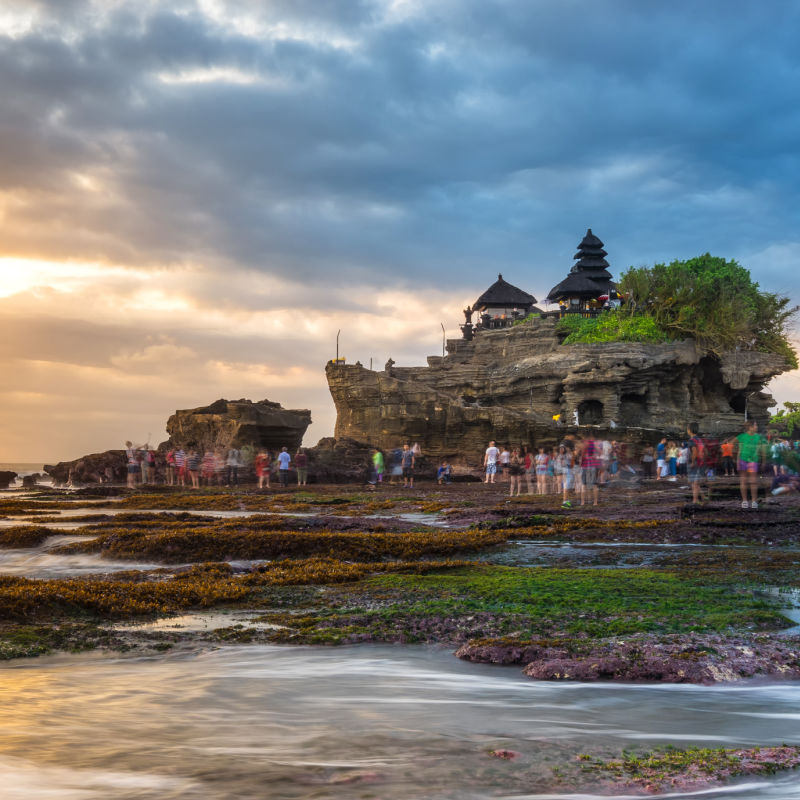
[226,447,241,487]
[677,442,689,478]
[255,449,271,489]
[546,447,557,492]
[666,440,678,481]
[523,446,535,494]
[186,449,201,489]
[277,447,291,488]
[390,448,403,484]
[144,448,156,483]
[561,445,575,508]
[769,438,786,476]
[535,447,548,494]
[498,446,511,481]
[371,449,384,486]
[295,447,308,486]
[720,438,735,477]
[736,421,766,509]
[401,444,415,488]
[608,441,619,479]
[641,445,654,479]
[174,447,186,487]
[599,439,612,484]
[508,447,523,496]
[139,445,151,485]
[655,437,667,480]
[484,441,499,484]
[687,423,709,505]
[553,445,568,494]
[166,448,176,486]
[580,435,601,506]
[125,441,139,489]
[437,460,452,485]
[201,449,216,486]
[215,450,226,484]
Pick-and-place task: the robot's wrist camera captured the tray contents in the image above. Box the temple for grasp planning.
[326,227,790,471]
[461,274,539,340]
[547,228,616,311]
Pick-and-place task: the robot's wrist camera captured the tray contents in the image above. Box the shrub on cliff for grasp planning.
[559,313,669,345]
[559,254,797,367]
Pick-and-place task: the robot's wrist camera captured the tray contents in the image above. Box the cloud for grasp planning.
[1,0,799,459]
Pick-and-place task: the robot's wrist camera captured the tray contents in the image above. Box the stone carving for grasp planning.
[325,315,790,468]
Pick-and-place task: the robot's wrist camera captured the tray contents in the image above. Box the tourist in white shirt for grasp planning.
[484,441,499,484]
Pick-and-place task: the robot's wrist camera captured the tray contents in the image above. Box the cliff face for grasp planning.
[166,398,311,452]
[326,317,788,465]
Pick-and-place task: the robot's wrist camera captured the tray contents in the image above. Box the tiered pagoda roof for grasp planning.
[474,274,537,310]
[547,229,615,302]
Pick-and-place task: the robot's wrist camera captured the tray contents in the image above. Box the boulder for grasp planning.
[45,451,127,486]
[0,471,17,489]
[305,437,374,484]
[166,398,311,452]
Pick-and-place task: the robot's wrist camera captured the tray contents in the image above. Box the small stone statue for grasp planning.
[384,357,395,375]
[463,305,474,324]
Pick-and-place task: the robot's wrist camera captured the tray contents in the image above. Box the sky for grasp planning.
[2,0,799,463]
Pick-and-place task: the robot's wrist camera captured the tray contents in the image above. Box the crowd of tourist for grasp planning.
[124,443,308,489]
[477,420,800,508]
[119,421,800,509]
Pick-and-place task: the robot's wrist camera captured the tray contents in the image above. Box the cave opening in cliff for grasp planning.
[729,393,746,413]
[698,356,725,393]
[577,399,604,425]
[619,393,647,425]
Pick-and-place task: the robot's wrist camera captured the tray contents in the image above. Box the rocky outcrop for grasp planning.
[305,437,374,484]
[45,451,127,486]
[326,316,790,469]
[166,398,311,452]
[0,471,17,489]
[456,633,800,684]
[44,398,313,486]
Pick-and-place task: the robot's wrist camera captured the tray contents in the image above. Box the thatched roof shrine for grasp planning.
[547,229,615,305]
[474,274,537,313]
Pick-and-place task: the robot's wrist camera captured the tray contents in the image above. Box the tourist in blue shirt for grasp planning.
[277,447,291,488]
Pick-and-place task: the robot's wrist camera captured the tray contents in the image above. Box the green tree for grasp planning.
[617,254,797,365]
[770,401,800,439]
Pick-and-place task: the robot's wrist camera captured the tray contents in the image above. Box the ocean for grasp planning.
[0,463,48,476]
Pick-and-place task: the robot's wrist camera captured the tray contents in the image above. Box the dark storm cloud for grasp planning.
[1,0,799,294]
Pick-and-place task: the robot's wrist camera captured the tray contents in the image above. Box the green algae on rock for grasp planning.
[577,745,800,794]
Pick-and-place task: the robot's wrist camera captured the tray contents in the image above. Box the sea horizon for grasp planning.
[0,462,49,474]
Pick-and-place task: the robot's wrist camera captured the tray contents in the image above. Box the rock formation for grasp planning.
[166,398,311,452]
[45,451,127,486]
[305,437,374,484]
[0,471,17,489]
[326,315,789,470]
[45,398,313,485]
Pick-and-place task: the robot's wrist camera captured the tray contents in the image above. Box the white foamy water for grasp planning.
[0,646,798,799]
